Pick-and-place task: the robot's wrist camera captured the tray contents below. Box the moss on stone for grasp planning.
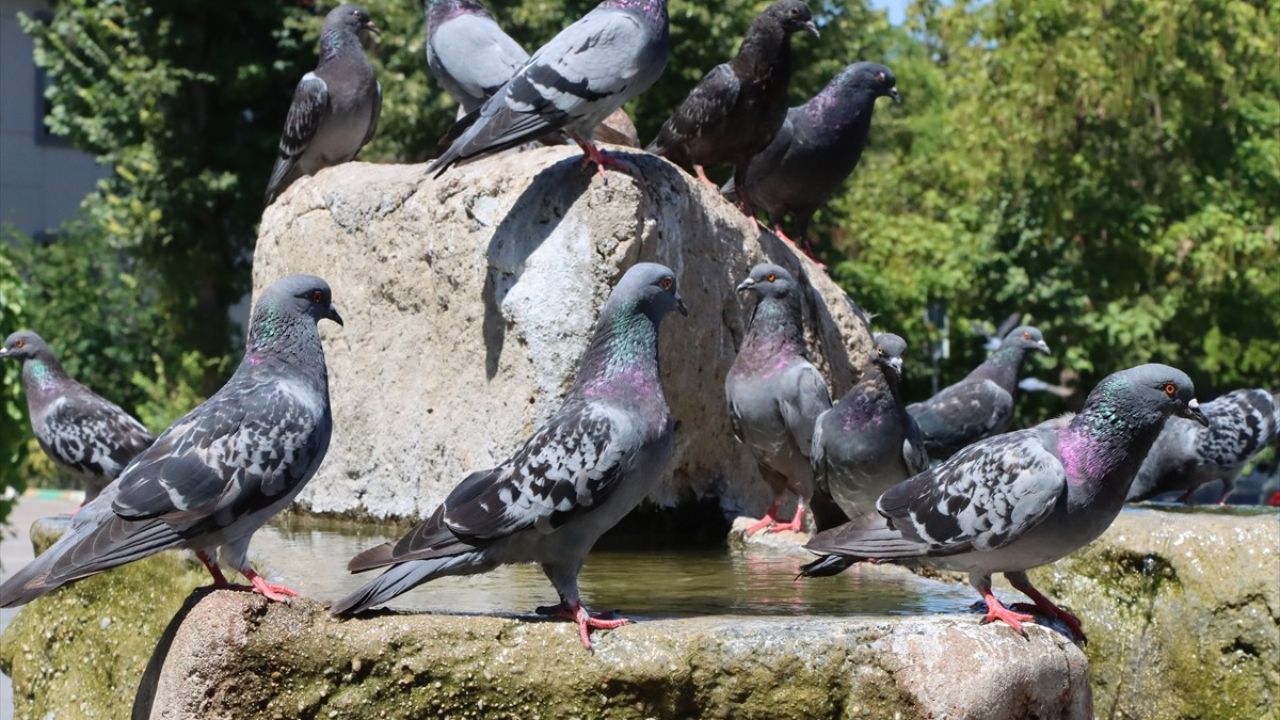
[1030,508,1279,720]
[0,549,207,720]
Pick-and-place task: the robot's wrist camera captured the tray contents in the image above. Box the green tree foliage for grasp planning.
[19,1,319,372]
[0,249,30,521]
[829,0,1279,401]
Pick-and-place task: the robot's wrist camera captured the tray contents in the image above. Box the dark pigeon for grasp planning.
[265,4,382,206]
[803,364,1208,642]
[331,263,686,651]
[908,325,1051,460]
[723,62,899,249]
[0,331,154,503]
[430,0,670,178]
[809,332,926,532]
[1128,388,1280,504]
[425,0,529,115]
[0,276,343,608]
[647,0,818,189]
[725,264,832,535]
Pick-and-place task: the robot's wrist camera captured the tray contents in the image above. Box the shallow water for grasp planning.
[248,517,976,619]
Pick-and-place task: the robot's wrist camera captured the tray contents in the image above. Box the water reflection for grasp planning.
[251,518,975,618]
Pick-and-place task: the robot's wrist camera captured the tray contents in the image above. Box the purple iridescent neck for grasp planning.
[804,73,878,131]
[602,0,668,23]
[733,295,806,378]
[1058,387,1168,489]
[427,0,489,32]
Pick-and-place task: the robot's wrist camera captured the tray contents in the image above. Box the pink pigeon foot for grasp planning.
[537,601,631,650]
[693,164,718,188]
[1007,578,1087,643]
[744,501,782,536]
[243,568,299,602]
[979,588,1036,638]
[772,224,826,269]
[572,135,630,179]
[761,501,807,534]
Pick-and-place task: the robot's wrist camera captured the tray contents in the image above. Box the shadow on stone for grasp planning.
[483,157,594,378]
[132,587,219,720]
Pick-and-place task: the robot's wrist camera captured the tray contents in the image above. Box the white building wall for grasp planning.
[0,0,108,237]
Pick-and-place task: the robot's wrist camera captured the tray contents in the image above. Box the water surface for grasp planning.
[251,518,976,619]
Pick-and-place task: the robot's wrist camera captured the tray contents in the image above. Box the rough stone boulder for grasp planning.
[1030,507,1279,720]
[254,146,871,520]
[130,592,1089,720]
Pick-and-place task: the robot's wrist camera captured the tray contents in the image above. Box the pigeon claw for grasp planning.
[979,590,1036,639]
[243,569,299,603]
[537,601,631,651]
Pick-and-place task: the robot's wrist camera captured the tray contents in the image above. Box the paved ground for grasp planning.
[0,490,82,720]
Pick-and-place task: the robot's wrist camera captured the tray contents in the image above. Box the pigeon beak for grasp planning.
[1180,398,1209,427]
[326,304,345,327]
[887,87,902,104]
[364,21,382,37]
[0,348,9,359]
[736,278,756,293]
[1035,340,1051,354]
[676,295,689,317]
[888,357,903,375]
[802,21,820,38]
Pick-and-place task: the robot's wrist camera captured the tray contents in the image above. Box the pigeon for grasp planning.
[723,62,899,250]
[809,332,926,532]
[424,0,529,115]
[1127,388,1280,504]
[0,275,343,608]
[429,0,670,179]
[331,263,686,650]
[802,363,1208,642]
[647,0,818,189]
[0,331,155,503]
[725,264,832,535]
[908,325,1051,460]
[265,4,382,206]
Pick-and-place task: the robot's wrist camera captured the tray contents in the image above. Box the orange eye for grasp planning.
[1022,332,1031,340]
[766,273,777,282]
[1163,383,1177,397]
[310,290,324,303]
[14,339,25,349]
[658,278,673,291]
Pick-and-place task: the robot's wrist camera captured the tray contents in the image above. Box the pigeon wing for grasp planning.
[777,362,832,460]
[38,392,154,479]
[265,73,329,202]
[432,13,529,101]
[110,373,330,535]
[878,429,1065,555]
[908,379,1013,455]
[649,63,740,155]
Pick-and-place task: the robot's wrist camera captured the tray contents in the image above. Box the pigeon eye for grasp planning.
[13,339,24,349]
[310,290,325,304]
[1022,332,1031,340]
[877,72,886,83]
[766,273,777,282]
[877,348,884,356]
[1163,383,1177,397]
[658,278,673,291]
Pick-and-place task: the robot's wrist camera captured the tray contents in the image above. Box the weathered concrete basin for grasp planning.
[132,592,1089,720]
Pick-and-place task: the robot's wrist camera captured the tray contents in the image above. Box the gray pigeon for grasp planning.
[647,0,818,189]
[802,364,1207,642]
[331,263,686,650]
[1127,388,1280,504]
[430,0,670,178]
[725,264,832,535]
[425,0,529,115]
[809,332,926,532]
[0,331,155,503]
[0,276,342,608]
[723,62,899,249]
[908,325,1051,460]
[265,4,382,206]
